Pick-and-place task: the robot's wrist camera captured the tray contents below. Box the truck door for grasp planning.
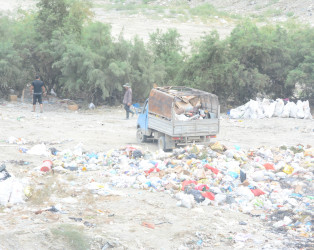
[137,99,149,132]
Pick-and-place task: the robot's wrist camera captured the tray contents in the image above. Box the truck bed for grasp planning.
[148,114,219,137]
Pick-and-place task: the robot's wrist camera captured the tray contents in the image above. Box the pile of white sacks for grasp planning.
[230,98,312,119]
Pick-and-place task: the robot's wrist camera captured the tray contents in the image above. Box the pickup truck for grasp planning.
[136,86,220,150]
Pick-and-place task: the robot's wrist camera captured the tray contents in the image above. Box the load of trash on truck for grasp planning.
[149,86,219,121]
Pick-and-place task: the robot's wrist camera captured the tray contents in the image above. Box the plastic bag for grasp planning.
[289,102,297,118]
[0,177,25,205]
[204,164,219,174]
[263,163,275,170]
[296,100,305,119]
[281,102,292,118]
[251,188,265,196]
[273,99,284,117]
[264,101,276,118]
[248,100,259,119]
[303,100,312,119]
[202,192,215,200]
[230,108,244,119]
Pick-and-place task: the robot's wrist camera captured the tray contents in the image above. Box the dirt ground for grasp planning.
[0,101,313,249]
[0,1,313,249]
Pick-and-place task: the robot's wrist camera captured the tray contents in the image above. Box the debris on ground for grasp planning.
[9,140,311,245]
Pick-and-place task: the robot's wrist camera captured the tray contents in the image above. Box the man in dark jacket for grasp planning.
[30,76,46,113]
[122,83,134,119]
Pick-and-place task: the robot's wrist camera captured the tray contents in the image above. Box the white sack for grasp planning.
[289,102,297,118]
[248,100,259,119]
[264,101,276,118]
[230,109,244,119]
[274,99,284,117]
[281,102,292,118]
[303,100,312,119]
[296,100,305,119]
[257,102,265,119]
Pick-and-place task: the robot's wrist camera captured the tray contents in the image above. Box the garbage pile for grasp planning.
[230,98,312,119]
[29,142,313,240]
[174,96,217,121]
[151,86,218,121]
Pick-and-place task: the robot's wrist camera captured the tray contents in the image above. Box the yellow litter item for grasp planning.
[283,164,294,175]
[211,142,224,151]
[24,186,32,198]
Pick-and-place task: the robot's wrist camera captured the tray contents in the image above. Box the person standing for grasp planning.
[30,75,46,113]
[122,83,134,119]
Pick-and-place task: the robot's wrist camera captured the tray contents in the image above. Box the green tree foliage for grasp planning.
[177,21,313,106]
[0,42,29,94]
[149,29,184,85]
[0,14,33,94]
[35,0,69,40]
[285,24,314,102]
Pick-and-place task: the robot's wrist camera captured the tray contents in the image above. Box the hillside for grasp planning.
[1,0,313,46]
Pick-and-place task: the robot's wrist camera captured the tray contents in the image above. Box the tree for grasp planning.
[149,29,184,85]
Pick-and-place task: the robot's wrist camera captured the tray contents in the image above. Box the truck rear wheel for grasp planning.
[136,128,147,143]
[158,135,166,151]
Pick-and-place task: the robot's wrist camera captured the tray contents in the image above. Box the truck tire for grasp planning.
[158,135,166,151]
[136,128,147,143]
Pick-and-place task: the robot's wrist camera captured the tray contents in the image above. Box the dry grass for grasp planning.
[51,224,90,250]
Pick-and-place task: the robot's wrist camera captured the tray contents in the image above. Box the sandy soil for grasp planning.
[0,1,313,249]
[0,100,313,249]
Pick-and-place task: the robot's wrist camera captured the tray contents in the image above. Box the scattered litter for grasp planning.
[6,137,27,144]
[84,221,96,228]
[141,221,155,229]
[1,136,313,244]
[69,217,83,222]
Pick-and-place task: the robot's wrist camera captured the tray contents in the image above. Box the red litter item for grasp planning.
[40,160,53,172]
[263,163,275,170]
[145,167,160,175]
[195,184,209,191]
[202,192,215,200]
[181,180,197,191]
[251,189,265,196]
[141,221,155,229]
[204,164,219,174]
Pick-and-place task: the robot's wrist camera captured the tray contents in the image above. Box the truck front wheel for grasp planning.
[136,128,147,143]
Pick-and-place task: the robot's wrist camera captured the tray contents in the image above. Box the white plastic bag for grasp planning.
[230,108,244,119]
[281,102,292,118]
[296,100,305,119]
[248,100,259,119]
[264,101,276,118]
[0,177,25,206]
[274,99,284,117]
[289,102,297,118]
[303,100,312,119]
